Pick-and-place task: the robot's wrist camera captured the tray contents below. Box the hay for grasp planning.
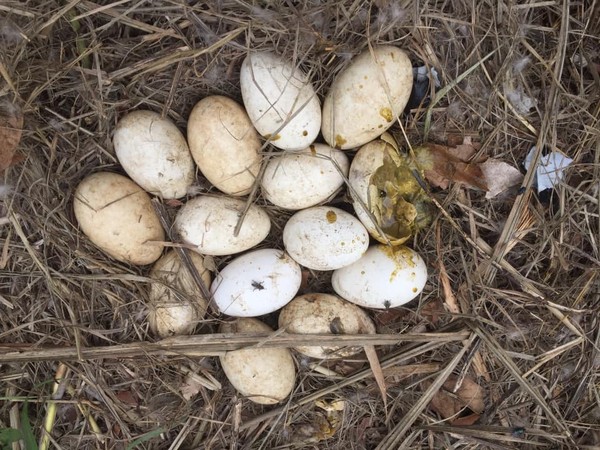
[1,1,599,449]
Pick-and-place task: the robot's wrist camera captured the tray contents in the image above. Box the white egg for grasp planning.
[278,293,376,359]
[261,143,349,210]
[211,249,301,317]
[332,245,427,309]
[187,96,262,196]
[348,139,389,241]
[240,52,321,151]
[113,110,194,199]
[322,45,413,149]
[174,196,270,256]
[220,318,296,404]
[283,206,369,271]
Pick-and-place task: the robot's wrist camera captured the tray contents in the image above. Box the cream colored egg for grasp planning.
[187,96,261,196]
[322,46,413,149]
[220,318,296,404]
[283,206,369,271]
[174,196,270,256]
[278,293,376,359]
[148,250,212,338]
[73,172,164,265]
[332,245,427,309]
[211,249,301,317]
[113,110,194,199]
[261,144,349,210]
[240,52,321,151]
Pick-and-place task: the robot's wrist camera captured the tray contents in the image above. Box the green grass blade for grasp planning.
[125,428,166,450]
[20,403,38,450]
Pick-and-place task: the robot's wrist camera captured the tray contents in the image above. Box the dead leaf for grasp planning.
[365,345,387,410]
[180,373,204,401]
[436,222,460,315]
[480,159,524,199]
[415,142,488,191]
[115,390,138,407]
[374,308,407,326]
[427,375,485,423]
[0,102,23,171]
[419,299,445,325]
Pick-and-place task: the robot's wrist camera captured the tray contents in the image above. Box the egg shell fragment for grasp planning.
[187,96,262,196]
[283,206,369,271]
[240,51,321,151]
[261,143,349,210]
[322,45,413,149]
[174,196,271,256]
[348,139,389,241]
[211,249,301,317]
[73,172,164,265]
[220,318,296,404]
[332,245,427,309]
[148,250,212,338]
[113,110,195,199]
[278,293,376,359]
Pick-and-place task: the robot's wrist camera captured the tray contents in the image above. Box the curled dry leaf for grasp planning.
[415,139,523,198]
[0,101,23,171]
[480,159,524,199]
[427,374,485,424]
[415,142,488,191]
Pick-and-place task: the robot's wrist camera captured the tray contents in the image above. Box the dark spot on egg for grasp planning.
[326,210,337,223]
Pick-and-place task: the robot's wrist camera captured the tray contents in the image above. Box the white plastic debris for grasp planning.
[413,65,441,87]
[524,146,573,192]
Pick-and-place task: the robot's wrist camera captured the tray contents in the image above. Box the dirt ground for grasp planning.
[0,1,599,449]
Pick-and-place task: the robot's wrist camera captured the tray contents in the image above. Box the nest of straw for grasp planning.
[0,1,599,449]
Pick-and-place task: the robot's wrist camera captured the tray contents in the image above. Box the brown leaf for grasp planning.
[0,102,23,171]
[415,142,488,191]
[419,298,445,325]
[115,390,138,407]
[427,375,485,423]
[480,159,524,199]
[180,373,204,401]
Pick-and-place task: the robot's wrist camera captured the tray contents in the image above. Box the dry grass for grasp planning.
[1,0,599,449]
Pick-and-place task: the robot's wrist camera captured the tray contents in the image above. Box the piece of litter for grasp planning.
[524,146,574,192]
[414,65,441,87]
[407,65,441,109]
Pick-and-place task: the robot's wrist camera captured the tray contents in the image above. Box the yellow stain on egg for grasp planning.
[326,210,337,223]
[264,133,281,141]
[379,107,393,122]
[334,134,347,148]
[380,245,417,283]
[309,144,317,155]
